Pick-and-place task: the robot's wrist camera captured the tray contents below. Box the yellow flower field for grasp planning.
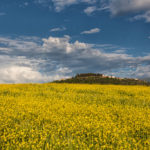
[0,83,150,149]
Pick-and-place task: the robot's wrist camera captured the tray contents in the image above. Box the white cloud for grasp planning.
[0,66,46,83]
[0,65,68,83]
[81,28,100,34]
[50,27,66,32]
[34,0,150,21]
[0,36,41,52]
[98,0,150,23]
[42,35,72,53]
[134,65,150,80]
[84,6,97,15]
[109,0,150,16]
[52,0,78,12]
[1,35,150,83]
[131,11,150,23]
[113,49,126,54]
[35,0,96,12]
[83,4,110,15]
[0,54,70,83]
[42,35,91,53]
[57,67,72,74]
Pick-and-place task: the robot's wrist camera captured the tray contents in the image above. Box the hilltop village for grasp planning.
[54,73,148,85]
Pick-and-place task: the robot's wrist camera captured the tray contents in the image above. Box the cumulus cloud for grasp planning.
[81,28,100,34]
[1,35,150,83]
[42,35,91,53]
[0,65,69,83]
[0,66,47,83]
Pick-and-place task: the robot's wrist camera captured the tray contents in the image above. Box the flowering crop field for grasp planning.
[0,83,150,149]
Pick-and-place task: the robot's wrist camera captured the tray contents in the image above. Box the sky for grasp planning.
[0,0,150,83]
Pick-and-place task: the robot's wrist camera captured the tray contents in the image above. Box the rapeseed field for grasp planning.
[0,83,150,149]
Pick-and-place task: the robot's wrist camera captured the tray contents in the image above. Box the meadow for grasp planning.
[0,83,150,149]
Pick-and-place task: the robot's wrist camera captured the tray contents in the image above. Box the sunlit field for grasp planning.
[0,83,150,149]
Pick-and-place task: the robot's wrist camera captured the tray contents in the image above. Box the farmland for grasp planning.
[0,83,150,149]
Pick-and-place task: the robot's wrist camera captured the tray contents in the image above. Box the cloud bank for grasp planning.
[0,35,150,83]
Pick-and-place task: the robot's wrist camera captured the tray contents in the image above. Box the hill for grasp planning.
[54,73,149,85]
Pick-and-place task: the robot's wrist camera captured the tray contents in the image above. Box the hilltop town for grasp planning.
[54,73,148,85]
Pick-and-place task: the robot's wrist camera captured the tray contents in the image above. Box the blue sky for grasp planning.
[0,0,150,83]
